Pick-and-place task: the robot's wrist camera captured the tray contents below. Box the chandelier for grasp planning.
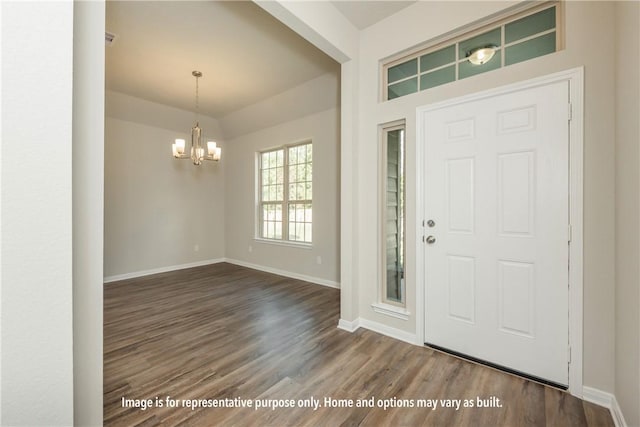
[172,70,221,165]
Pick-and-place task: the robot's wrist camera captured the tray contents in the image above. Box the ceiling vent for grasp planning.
[105,31,117,47]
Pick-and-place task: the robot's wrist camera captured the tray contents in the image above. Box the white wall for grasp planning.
[104,91,225,278]
[0,1,74,425]
[73,1,105,425]
[353,1,617,394]
[614,2,640,426]
[224,106,341,285]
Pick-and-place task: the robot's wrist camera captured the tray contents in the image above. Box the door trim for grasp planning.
[414,67,584,397]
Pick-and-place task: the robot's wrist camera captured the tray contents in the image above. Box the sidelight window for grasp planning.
[379,122,406,307]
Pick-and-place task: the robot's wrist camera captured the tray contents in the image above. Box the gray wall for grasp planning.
[614,2,640,426]
[224,107,341,285]
[104,91,226,278]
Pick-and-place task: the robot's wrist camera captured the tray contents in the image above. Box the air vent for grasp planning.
[105,31,117,47]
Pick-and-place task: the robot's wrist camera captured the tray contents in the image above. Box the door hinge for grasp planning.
[568,346,572,363]
[567,103,573,121]
[568,225,572,243]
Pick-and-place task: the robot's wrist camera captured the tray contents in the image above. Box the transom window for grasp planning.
[258,142,312,243]
[384,3,560,100]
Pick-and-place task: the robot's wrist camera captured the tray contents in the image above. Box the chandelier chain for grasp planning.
[195,74,199,123]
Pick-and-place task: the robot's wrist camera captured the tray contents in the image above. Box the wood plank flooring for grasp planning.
[104,262,613,426]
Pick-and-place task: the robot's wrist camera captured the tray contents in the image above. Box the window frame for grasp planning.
[381,1,563,101]
[256,140,313,246]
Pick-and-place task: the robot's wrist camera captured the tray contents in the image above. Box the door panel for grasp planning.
[423,81,569,385]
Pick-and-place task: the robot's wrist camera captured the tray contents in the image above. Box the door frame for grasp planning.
[414,67,584,397]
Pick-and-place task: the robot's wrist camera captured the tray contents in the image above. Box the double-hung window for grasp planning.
[258,142,312,244]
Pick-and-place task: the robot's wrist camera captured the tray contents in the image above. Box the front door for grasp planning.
[422,80,570,386]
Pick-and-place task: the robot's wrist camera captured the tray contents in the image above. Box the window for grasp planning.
[379,122,406,307]
[258,142,312,244]
[384,2,561,100]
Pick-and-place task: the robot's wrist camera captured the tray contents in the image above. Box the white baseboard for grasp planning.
[583,386,627,427]
[337,318,360,332]
[104,258,340,290]
[103,258,225,283]
[224,258,340,289]
[358,318,417,345]
[337,316,417,345]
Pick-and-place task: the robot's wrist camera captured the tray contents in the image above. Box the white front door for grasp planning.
[422,81,570,386]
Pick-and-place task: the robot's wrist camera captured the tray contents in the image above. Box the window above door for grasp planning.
[383,2,562,101]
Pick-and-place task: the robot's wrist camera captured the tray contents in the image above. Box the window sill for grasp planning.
[371,302,410,321]
[253,238,313,250]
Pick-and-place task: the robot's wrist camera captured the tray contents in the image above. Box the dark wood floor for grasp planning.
[104,262,613,426]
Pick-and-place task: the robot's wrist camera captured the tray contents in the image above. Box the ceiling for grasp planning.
[330,1,416,30]
[106,1,413,119]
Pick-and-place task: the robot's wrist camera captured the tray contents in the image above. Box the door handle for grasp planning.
[426,235,436,244]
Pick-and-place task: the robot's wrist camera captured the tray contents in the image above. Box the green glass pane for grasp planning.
[387,58,418,84]
[505,7,555,44]
[420,65,455,90]
[505,32,556,66]
[459,28,501,59]
[459,50,502,79]
[388,77,418,100]
[420,45,455,72]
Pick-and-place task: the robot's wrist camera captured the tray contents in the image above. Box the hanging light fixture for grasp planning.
[466,45,497,65]
[172,70,221,165]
